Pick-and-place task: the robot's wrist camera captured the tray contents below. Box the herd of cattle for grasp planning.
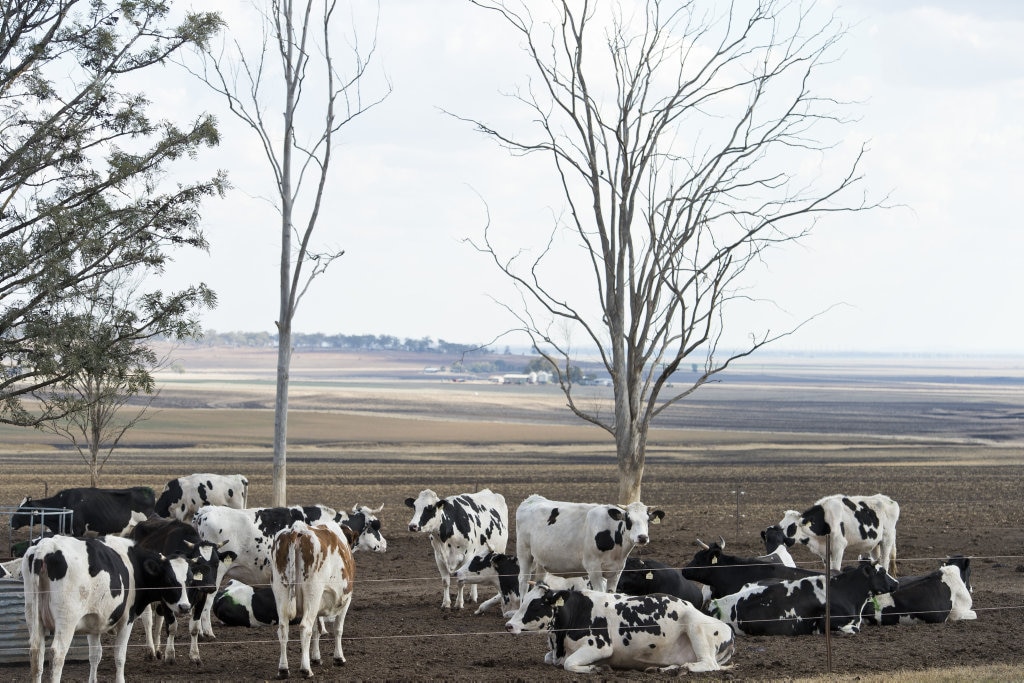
[0,478,977,679]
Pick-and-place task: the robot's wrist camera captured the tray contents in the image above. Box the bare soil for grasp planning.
[0,348,1021,681]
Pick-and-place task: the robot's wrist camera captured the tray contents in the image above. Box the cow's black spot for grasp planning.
[803,506,831,536]
[547,509,559,525]
[594,529,617,551]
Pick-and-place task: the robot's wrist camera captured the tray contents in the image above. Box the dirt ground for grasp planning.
[1,449,1022,682]
[0,349,1022,681]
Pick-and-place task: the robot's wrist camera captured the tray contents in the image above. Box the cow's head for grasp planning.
[505,583,567,634]
[454,550,498,585]
[778,508,829,546]
[943,555,973,593]
[604,502,664,548]
[857,558,899,596]
[681,538,729,581]
[346,504,387,553]
[138,549,193,618]
[182,539,224,594]
[761,525,795,554]
[405,489,444,533]
[9,497,35,531]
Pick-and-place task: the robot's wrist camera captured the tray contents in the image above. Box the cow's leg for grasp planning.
[298,610,318,677]
[560,645,607,673]
[584,561,608,593]
[83,632,101,683]
[276,622,291,679]
[332,593,352,666]
[683,624,723,672]
[111,622,134,683]
[473,592,502,615]
[829,538,848,572]
[162,609,177,664]
[139,604,158,660]
[189,592,210,663]
[429,537,452,609]
[200,563,227,639]
[48,624,79,683]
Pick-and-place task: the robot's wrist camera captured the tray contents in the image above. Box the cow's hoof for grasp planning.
[311,658,321,666]
[301,669,314,679]
[277,669,289,680]
[334,657,345,667]
[146,652,158,661]
[199,634,216,642]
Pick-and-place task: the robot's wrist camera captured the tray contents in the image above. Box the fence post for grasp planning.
[825,533,832,674]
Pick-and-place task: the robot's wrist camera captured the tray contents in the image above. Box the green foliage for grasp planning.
[0,0,224,426]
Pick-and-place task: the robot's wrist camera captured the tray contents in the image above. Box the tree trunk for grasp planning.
[272,329,290,506]
[615,425,645,504]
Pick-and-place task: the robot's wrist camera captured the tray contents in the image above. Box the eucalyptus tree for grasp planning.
[465,0,878,503]
[0,0,224,427]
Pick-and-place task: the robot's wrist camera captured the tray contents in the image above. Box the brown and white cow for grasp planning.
[271,520,356,679]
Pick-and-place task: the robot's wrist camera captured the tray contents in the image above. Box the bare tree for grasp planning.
[464,0,880,503]
[190,1,389,505]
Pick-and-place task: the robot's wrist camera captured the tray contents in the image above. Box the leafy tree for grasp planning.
[466,0,880,502]
[39,271,207,485]
[0,0,224,427]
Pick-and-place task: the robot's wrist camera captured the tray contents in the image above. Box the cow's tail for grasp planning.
[279,528,305,622]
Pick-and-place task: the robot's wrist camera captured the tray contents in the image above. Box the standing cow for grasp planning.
[514,494,665,601]
[778,493,900,573]
[11,486,155,538]
[155,473,249,522]
[405,488,508,609]
[271,520,356,678]
[130,518,225,664]
[505,584,734,673]
[192,503,376,640]
[22,535,193,683]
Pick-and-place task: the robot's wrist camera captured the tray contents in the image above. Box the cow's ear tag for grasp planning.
[711,556,718,565]
[554,597,565,607]
[645,572,653,580]
[193,572,204,582]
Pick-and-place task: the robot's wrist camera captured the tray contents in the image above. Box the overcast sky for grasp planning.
[158,1,1024,355]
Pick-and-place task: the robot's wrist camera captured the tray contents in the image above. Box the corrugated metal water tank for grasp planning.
[0,578,88,665]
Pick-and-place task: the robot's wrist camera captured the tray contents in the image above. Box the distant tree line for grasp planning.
[192,331,493,356]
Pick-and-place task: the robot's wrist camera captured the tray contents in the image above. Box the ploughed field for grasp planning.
[0,349,1022,681]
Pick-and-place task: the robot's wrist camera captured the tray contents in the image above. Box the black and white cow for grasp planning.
[130,517,225,664]
[709,559,899,636]
[338,504,388,553]
[155,473,249,522]
[405,488,508,609]
[514,494,665,601]
[453,551,597,616]
[615,557,706,607]
[760,525,797,567]
[862,556,976,625]
[212,579,292,628]
[778,494,900,573]
[11,486,156,537]
[191,503,373,639]
[22,534,193,683]
[505,584,734,673]
[682,538,822,599]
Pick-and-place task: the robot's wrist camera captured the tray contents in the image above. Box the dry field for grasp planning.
[0,347,1022,681]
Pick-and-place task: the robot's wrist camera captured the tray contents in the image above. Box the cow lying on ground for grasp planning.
[454,551,595,616]
[213,580,291,628]
[22,534,193,683]
[778,493,900,573]
[131,518,225,664]
[155,473,249,522]
[271,520,356,678]
[505,584,734,673]
[863,556,976,625]
[682,538,822,599]
[514,494,664,601]
[11,486,156,537]
[406,488,508,609]
[709,559,899,636]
